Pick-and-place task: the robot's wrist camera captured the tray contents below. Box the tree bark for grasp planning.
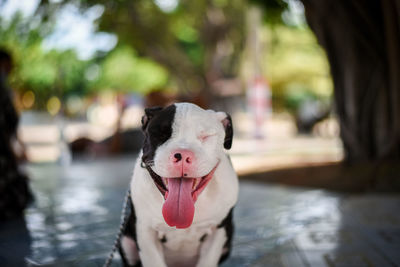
[301,0,400,163]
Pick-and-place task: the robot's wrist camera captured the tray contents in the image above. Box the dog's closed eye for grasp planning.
[198,133,216,142]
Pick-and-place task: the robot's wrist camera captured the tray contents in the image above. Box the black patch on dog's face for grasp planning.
[222,114,233,150]
[141,104,176,165]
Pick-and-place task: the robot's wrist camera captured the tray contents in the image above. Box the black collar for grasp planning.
[142,162,167,196]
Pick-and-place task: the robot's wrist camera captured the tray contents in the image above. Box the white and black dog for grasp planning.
[119,102,239,267]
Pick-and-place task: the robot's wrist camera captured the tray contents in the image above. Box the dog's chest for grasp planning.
[155,223,216,266]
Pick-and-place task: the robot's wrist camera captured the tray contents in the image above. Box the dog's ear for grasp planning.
[141,106,163,131]
[216,112,233,150]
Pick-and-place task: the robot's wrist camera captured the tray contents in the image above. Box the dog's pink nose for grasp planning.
[170,150,195,177]
[172,150,194,164]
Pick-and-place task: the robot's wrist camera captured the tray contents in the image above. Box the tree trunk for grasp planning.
[301,0,400,163]
[0,66,33,220]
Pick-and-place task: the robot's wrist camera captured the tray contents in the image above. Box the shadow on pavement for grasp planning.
[0,217,32,267]
[239,161,400,193]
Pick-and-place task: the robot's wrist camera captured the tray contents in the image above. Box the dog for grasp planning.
[119,102,239,267]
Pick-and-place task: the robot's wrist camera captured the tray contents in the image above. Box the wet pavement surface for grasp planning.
[1,156,400,266]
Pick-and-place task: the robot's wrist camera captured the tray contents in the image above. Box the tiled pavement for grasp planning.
[1,156,400,266]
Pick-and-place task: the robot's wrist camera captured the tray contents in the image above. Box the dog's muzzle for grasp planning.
[143,162,219,229]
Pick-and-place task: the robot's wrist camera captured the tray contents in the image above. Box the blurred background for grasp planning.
[1,0,400,266]
[0,0,340,167]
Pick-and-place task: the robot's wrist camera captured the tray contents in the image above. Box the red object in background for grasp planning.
[247,77,272,138]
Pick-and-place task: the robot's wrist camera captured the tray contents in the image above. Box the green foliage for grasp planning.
[18,51,57,93]
[1,0,331,113]
[0,9,169,109]
[262,25,333,111]
[0,12,91,108]
[43,0,247,96]
[171,18,204,67]
[96,46,168,94]
[250,0,289,24]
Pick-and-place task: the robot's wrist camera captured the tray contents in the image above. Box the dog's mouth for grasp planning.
[145,162,219,229]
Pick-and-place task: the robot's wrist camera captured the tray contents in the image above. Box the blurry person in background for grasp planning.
[247,76,272,139]
[0,49,33,221]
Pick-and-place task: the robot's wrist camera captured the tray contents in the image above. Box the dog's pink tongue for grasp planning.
[162,178,195,229]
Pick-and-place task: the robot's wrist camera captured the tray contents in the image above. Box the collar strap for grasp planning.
[143,162,168,195]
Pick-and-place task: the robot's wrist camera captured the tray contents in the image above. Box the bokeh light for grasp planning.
[47,96,61,115]
[22,90,35,109]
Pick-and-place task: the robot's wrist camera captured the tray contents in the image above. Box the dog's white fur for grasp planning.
[127,103,239,267]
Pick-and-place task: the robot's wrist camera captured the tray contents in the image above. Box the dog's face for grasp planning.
[141,103,233,229]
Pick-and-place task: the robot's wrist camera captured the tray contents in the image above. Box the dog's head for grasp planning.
[141,102,233,229]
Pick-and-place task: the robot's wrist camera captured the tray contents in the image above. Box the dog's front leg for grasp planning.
[196,228,227,267]
[137,225,167,267]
